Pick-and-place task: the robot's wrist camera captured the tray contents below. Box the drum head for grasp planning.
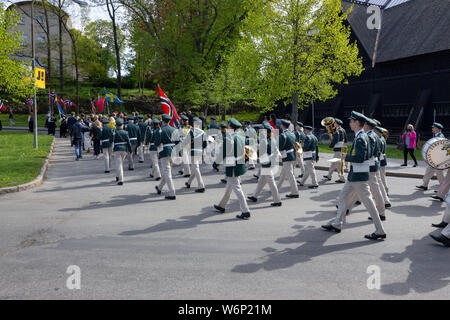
[424,138,450,170]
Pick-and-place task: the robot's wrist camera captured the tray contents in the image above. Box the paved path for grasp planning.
[0,138,448,299]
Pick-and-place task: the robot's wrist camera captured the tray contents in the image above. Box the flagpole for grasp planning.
[31,0,38,149]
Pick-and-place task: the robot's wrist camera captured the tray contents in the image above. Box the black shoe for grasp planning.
[431,195,444,202]
[416,185,428,191]
[195,188,205,193]
[139,161,144,163]
[247,196,258,202]
[271,202,282,207]
[434,190,438,193]
[432,221,448,228]
[236,212,250,220]
[150,174,154,178]
[185,182,191,189]
[430,233,450,247]
[253,175,259,179]
[155,186,161,195]
[286,194,299,198]
[355,201,361,205]
[248,167,255,170]
[323,175,331,181]
[213,167,219,172]
[335,180,345,183]
[413,164,417,167]
[221,179,227,184]
[400,164,407,167]
[214,205,225,213]
[155,177,161,181]
[104,170,110,173]
[321,224,341,233]
[368,215,386,221]
[129,168,134,171]
[116,177,119,182]
[117,182,123,185]
[165,196,176,200]
[365,233,386,240]
[178,171,183,175]
[183,174,191,178]
[308,185,319,189]
[385,203,392,208]
[297,181,304,186]
[298,174,303,178]
[345,209,349,216]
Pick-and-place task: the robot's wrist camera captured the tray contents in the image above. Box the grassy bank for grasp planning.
[0,114,47,128]
[0,132,53,188]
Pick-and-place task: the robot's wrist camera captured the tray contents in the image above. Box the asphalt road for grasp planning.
[0,138,448,299]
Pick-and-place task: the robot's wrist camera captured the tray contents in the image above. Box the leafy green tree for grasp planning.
[0,3,34,103]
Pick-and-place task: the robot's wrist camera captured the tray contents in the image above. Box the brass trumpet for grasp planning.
[381,128,389,141]
[182,125,192,137]
[321,117,335,140]
[294,141,303,157]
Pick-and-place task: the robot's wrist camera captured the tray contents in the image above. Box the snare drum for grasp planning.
[422,137,450,170]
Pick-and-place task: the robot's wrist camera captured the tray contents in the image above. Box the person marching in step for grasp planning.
[100,118,114,173]
[298,126,319,189]
[113,118,132,186]
[294,121,306,178]
[155,114,180,200]
[207,116,219,130]
[417,123,446,191]
[137,115,147,163]
[178,115,192,177]
[243,120,257,170]
[214,118,251,220]
[322,111,387,240]
[184,117,207,193]
[323,119,346,183]
[125,116,140,171]
[247,122,282,207]
[213,123,229,184]
[430,192,450,247]
[276,119,299,198]
[147,118,162,181]
[374,126,392,207]
[431,170,450,202]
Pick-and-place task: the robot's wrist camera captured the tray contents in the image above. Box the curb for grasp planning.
[0,138,56,195]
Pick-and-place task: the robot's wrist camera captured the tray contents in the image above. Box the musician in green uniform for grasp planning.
[324,119,346,183]
[294,121,305,178]
[247,122,282,206]
[207,116,219,130]
[137,115,147,163]
[277,119,299,197]
[417,122,446,190]
[155,114,180,200]
[179,114,192,177]
[213,123,228,184]
[298,126,319,189]
[100,118,114,173]
[125,117,140,171]
[148,118,161,180]
[184,117,207,193]
[322,111,387,240]
[374,126,391,207]
[113,118,132,185]
[243,120,257,170]
[214,118,251,220]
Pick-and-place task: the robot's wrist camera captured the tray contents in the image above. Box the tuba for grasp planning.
[321,117,335,140]
[294,141,303,157]
[381,128,389,141]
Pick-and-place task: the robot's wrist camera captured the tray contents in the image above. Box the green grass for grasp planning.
[0,132,53,188]
[0,114,47,128]
[318,143,423,161]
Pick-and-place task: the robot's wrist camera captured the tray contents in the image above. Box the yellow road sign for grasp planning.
[35,67,45,88]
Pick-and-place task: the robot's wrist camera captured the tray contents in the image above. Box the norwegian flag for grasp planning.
[63,98,74,109]
[158,85,181,127]
[0,99,6,112]
[90,99,97,113]
[26,97,33,106]
[49,89,56,103]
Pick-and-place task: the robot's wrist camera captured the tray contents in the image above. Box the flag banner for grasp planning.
[95,98,106,113]
[63,98,74,109]
[26,98,38,112]
[158,85,181,127]
[90,99,97,113]
[105,90,123,104]
[0,99,6,112]
[56,100,65,117]
[49,89,56,103]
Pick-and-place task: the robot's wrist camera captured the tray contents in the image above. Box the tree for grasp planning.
[0,3,34,102]
[230,0,363,120]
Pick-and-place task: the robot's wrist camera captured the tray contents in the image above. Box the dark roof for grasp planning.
[342,0,450,63]
[343,0,410,9]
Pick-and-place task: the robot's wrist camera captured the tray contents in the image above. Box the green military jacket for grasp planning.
[155,124,179,159]
[345,130,371,182]
[100,126,114,148]
[188,128,207,157]
[303,133,319,161]
[330,127,345,151]
[113,129,131,152]
[279,130,297,162]
[126,122,139,145]
[207,123,219,130]
[148,127,159,151]
[137,122,147,143]
[258,136,277,168]
[224,132,246,177]
[367,130,380,172]
[295,130,306,143]
[379,136,387,167]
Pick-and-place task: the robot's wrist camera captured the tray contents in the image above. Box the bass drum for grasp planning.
[422,137,450,170]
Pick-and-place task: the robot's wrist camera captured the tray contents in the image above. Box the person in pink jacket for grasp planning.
[401,124,418,167]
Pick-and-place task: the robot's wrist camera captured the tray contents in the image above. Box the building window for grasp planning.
[433,103,450,117]
[381,105,411,118]
[21,35,28,45]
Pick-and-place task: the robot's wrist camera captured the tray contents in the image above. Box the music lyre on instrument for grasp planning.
[422,137,450,170]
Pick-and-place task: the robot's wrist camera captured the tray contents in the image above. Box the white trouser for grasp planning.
[137,144,145,162]
[252,171,281,203]
[149,151,161,178]
[376,170,390,205]
[159,157,176,196]
[422,166,445,187]
[296,155,305,174]
[347,172,385,216]
[331,180,386,235]
[103,147,113,171]
[128,144,138,169]
[218,174,250,213]
[379,166,388,194]
[114,151,127,182]
[277,161,299,195]
[187,159,205,189]
[182,149,191,174]
[442,206,450,238]
[437,170,450,198]
[301,159,318,186]
[327,151,345,181]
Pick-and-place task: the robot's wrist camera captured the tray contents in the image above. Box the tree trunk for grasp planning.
[42,0,51,79]
[106,0,121,99]
[291,14,299,122]
[58,7,63,92]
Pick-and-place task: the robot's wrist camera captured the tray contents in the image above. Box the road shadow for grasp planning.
[380,235,450,296]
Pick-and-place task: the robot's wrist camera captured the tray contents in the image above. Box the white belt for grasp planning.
[303,151,313,158]
[129,137,137,141]
[101,139,110,143]
[368,156,376,166]
[150,143,155,146]
[286,149,294,153]
[163,143,175,147]
[335,141,344,148]
[352,160,370,173]
[224,156,236,167]
[380,153,386,161]
[115,142,127,145]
